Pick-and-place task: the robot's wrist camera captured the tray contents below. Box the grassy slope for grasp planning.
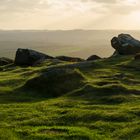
[0,56,140,140]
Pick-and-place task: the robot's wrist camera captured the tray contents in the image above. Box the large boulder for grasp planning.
[0,57,13,66]
[87,55,101,61]
[56,56,84,62]
[111,34,140,55]
[15,48,54,66]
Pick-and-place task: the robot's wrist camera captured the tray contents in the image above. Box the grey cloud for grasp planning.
[0,0,49,13]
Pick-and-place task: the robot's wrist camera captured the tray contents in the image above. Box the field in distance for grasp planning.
[1,30,140,59]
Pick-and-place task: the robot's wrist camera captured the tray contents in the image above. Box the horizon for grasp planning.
[1,29,140,59]
[1,29,140,31]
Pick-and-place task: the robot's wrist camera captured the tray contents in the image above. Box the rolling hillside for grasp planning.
[0,55,140,140]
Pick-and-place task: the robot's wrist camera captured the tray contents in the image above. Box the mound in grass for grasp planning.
[24,68,85,97]
[68,83,139,104]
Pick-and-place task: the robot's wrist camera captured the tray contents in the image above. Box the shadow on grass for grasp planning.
[67,84,140,104]
[0,88,48,104]
[1,82,140,104]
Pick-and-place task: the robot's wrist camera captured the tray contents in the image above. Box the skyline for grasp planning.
[0,0,140,30]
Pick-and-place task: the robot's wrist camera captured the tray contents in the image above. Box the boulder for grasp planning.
[56,56,84,62]
[111,51,120,57]
[87,55,101,61]
[33,59,63,67]
[134,53,140,60]
[15,48,54,66]
[0,57,13,66]
[111,34,140,55]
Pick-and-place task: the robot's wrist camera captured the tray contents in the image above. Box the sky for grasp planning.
[0,0,140,30]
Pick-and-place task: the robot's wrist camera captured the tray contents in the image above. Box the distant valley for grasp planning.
[1,30,140,59]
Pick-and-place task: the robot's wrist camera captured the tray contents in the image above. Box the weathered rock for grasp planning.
[134,53,140,60]
[61,61,95,69]
[87,55,101,61]
[111,34,140,55]
[0,57,13,66]
[15,48,54,66]
[56,56,84,62]
[33,59,62,67]
[111,51,120,57]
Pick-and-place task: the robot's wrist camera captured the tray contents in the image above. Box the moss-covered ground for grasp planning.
[0,55,140,140]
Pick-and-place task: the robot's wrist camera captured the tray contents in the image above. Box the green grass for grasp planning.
[0,56,140,140]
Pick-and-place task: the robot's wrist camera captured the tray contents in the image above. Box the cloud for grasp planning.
[0,0,140,29]
[81,0,140,15]
[0,0,49,13]
[0,0,139,14]
[81,0,117,4]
